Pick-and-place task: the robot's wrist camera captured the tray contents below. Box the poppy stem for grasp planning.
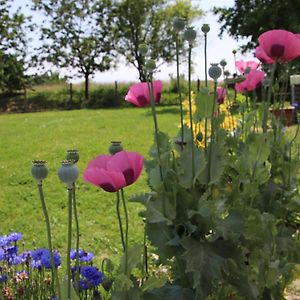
[147,78,164,182]
[37,183,60,299]
[121,189,129,276]
[187,44,195,180]
[72,183,80,295]
[176,36,184,145]
[263,62,277,132]
[207,81,217,185]
[204,33,208,88]
[67,187,73,300]
[116,191,126,252]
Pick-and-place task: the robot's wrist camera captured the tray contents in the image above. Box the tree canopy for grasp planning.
[213,0,300,53]
[0,0,30,93]
[114,0,203,81]
[33,0,115,100]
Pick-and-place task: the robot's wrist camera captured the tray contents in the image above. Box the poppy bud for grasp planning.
[208,63,222,81]
[183,27,197,44]
[201,24,210,34]
[32,160,48,183]
[58,160,79,188]
[220,59,227,67]
[173,17,185,32]
[66,149,79,163]
[145,59,156,72]
[108,141,123,155]
[138,44,148,56]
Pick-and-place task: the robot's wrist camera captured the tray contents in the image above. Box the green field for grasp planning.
[0,107,180,262]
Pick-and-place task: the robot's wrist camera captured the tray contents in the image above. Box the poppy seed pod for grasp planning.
[66,149,79,163]
[32,160,48,183]
[145,59,156,72]
[232,49,237,54]
[220,59,227,67]
[208,63,222,81]
[183,27,196,44]
[201,24,210,34]
[173,17,185,32]
[109,141,123,155]
[58,160,79,188]
[138,44,148,56]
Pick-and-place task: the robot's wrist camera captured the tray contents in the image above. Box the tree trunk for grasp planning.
[85,74,89,100]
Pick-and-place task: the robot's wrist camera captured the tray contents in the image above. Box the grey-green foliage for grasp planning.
[32,0,115,100]
[114,0,203,82]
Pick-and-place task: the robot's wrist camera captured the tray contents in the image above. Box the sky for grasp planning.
[13,0,256,83]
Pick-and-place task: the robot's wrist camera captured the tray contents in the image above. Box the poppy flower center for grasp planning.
[270,44,285,58]
[100,183,117,192]
[137,95,149,106]
[123,168,135,185]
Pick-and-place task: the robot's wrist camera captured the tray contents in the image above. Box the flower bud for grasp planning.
[145,59,156,72]
[138,44,148,56]
[232,49,237,54]
[244,67,251,74]
[235,75,246,83]
[220,59,227,67]
[173,17,185,32]
[66,149,79,163]
[201,24,210,34]
[224,70,230,77]
[108,141,123,155]
[183,27,197,44]
[208,63,222,81]
[32,160,48,183]
[58,160,79,188]
[262,77,271,87]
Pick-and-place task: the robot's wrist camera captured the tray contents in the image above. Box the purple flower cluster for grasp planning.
[70,249,94,262]
[31,248,61,269]
[0,233,61,270]
[78,266,104,290]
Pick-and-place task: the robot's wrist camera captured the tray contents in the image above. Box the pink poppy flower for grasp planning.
[83,151,144,192]
[125,80,163,107]
[258,29,300,63]
[255,46,275,64]
[235,60,260,74]
[217,87,226,104]
[235,69,265,93]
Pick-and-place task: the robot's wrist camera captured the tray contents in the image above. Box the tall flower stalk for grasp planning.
[201,24,210,88]
[121,189,129,275]
[173,18,185,145]
[58,160,79,299]
[184,27,197,179]
[31,160,61,300]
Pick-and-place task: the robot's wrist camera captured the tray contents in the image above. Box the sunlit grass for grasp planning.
[0,107,180,262]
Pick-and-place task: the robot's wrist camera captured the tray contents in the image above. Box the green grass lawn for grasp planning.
[0,107,180,262]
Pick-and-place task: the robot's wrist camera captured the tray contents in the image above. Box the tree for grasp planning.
[0,52,26,93]
[0,0,30,93]
[213,0,300,53]
[114,0,202,82]
[33,0,115,100]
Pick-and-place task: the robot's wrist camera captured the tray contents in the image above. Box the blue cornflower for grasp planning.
[8,255,23,265]
[80,266,104,287]
[70,249,94,262]
[0,236,9,247]
[0,274,7,283]
[5,245,18,257]
[7,233,23,243]
[32,248,61,269]
[19,250,32,263]
[0,249,5,260]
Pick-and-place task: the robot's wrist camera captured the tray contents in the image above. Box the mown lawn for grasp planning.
[0,107,180,262]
